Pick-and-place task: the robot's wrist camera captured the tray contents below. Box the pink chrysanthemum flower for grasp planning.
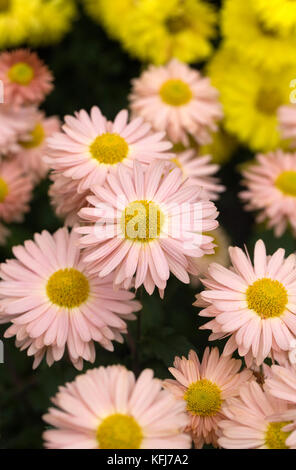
[218,381,293,449]
[77,160,219,296]
[278,105,296,144]
[0,228,141,370]
[45,107,173,193]
[0,105,37,155]
[14,112,60,183]
[170,150,224,201]
[163,347,251,448]
[49,173,89,226]
[129,59,223,145]
[0,159,33,223]
[43,365,191,449]
[0,49,53,107]
[240,150,296,237]
[265,364,296,448]
[195,240,296,367]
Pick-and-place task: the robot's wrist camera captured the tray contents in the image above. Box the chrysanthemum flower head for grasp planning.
[195,239,296,366]
[27,0,77,45]
[163,348,252,448]
[0,227,141,370]
[170,149,224,201]
[45,106,173,193]
[0,105,37,155]
[0,159,33,223]
[218,381,293,449]
[129,60,222,146]
[208,46,295,152]
[251,0,296,35]
[120,0,217,64]
[221,0,296,73]
[15,112,60,183]
[240,150,296,237]
[278,105,296,146]
[0,0,37,48]
[77,160,219,296]
[43,365,191,449]
[0,49,53,107]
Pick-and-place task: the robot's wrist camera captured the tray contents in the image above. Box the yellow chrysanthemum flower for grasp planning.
[83,0,137,39]
[28,0,77,45]
[208,46,296,152]
[251,0,296,35]
[199,127,238,165]
[120,0,217,64]
[221,0,296,72]
[0,0,37,48]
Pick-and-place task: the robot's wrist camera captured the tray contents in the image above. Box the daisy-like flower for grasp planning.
[195,239,296,366]
[0,49,53,107]
[221,0,296,73]
[77,160,219,296]
[0,105,37,155]
[163,348,252,448]
[208,46,295,152]
[170,150,224,201]
[43,365,191,449]
[251,0,296,35]
[240,150,296,237]
[45,107,173,193]
[218,381,293,449]
[0,227,141,370]
[129,59,223,146]
[15,112,60,183]
[191,227,230,287]
[120,0,217,65]
[0,159,33,223]
[278,105,296,146]
[49,173,90,227]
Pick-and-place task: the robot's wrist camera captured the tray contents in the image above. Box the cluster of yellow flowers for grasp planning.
[208,0,296,152]
[0,0,77,48]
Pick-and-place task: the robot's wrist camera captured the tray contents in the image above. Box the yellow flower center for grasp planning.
[256,87,283,115]
[0,177,8,203]
[8,62,34,86]
[0,0,10,11]
[160,79,192,106]
[184,379,222,417]
[20,123,45,149]
[89,132,129,165]
[275,170,296,197]
[166,14,190,34]
[246,278,288,319]
[265,422,291,449]
[46,268,90,308]
[96,413,143,449]
[122,200,164,242]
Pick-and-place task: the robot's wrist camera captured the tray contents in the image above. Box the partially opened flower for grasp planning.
[43,365,191,449]
[0,105,37,155]
[45,107,173,193]
[49,173,89,226]
[15,112,60,183]
[163,348,251,448]
[195,239,296,366]
[129,59,222,146]
[0,159,33,223]
[0,228,141,370]
[218,381,293,449]
[278,105,296,146]
[240,150,296,237]
[77,160,219,296]
[0,49,53,107]
[170,150,224,201]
